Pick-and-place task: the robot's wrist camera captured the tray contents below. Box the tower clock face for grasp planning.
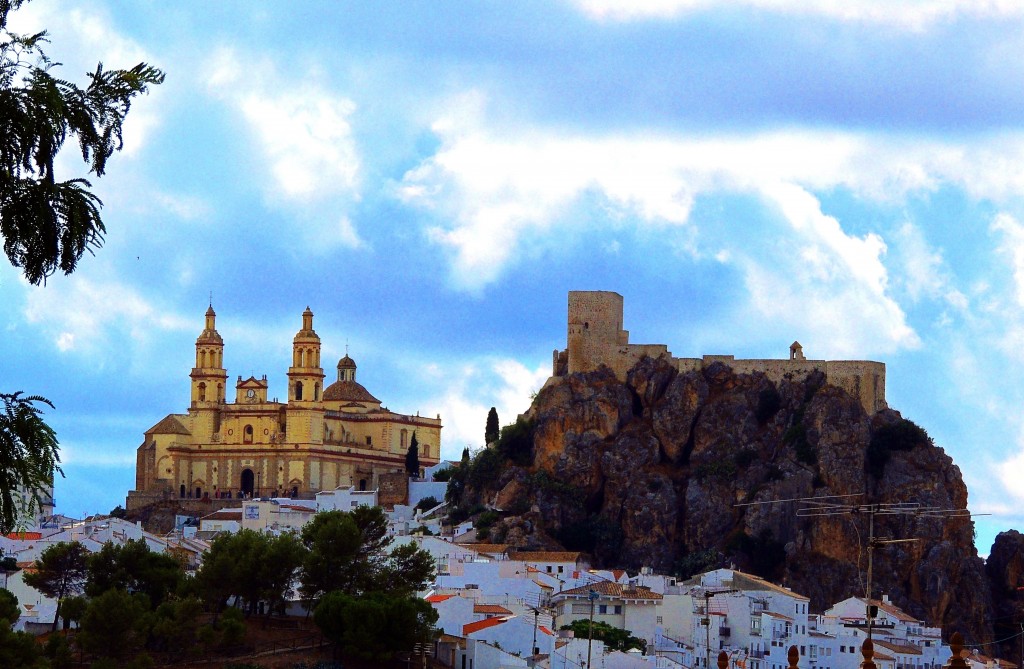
[246,389,257,402]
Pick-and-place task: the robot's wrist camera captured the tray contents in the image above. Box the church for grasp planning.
[128,306,441,507]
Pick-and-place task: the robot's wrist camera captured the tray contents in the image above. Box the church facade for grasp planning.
[128,306,441,508]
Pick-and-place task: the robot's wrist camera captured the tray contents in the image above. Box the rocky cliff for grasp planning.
[461,356,993,646]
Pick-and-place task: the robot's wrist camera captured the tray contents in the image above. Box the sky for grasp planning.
[2,0,1024,554]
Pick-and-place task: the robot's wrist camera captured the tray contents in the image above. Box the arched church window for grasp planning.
[244,424,254,444]
[400,429,408,448]
[200,350,207,367]
[198,383,206,402]
[295,381,304,401]
[359,478,367,491]
[314,383,320,401]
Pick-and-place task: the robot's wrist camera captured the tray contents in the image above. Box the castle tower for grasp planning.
[286,307,325,444]
[567,290,628,375]
[190,305,227,405]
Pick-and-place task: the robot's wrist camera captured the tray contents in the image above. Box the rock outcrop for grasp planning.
[464,356,993,646]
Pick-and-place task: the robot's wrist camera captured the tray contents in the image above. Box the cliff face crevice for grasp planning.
[468,355,994,645]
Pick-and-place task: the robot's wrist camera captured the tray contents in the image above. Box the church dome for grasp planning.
[338,355,356,369]
[323,380,380,404]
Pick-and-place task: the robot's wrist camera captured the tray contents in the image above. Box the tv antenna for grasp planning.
[735,493,981,643]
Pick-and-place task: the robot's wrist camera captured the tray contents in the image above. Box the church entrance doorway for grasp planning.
[241,469,254,497]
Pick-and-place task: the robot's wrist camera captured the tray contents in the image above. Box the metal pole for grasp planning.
[866,506,875,643]
[532,607,539,659]
[587,590,598,668]
[706,592,712,669]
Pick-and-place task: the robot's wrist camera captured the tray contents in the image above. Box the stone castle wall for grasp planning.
[554,291,886,415]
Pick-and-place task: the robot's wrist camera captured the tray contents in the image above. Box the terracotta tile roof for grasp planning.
[463,616,509,635]
[146,414,191,435]
[763,611,794,621]
[474,604,512,615]
[874,640,922,656]
[873,652,896,661]
[556,580,662,601]
[323,380,380,404]
[5,532,42,540]
[512,551,583,563]
[202,510,242,521]
[425,594,454,603]
[870,599,920,623]
[460,543,510,555]
[540,626,554,636]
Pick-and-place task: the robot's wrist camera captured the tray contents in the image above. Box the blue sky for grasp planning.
[2,0,1024,554]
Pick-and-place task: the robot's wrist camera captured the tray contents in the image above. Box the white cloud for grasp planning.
[569,0,1024,29]
[723,183,919,356]
[7,2,163,157]
[424,358,551,460]
[23,275,192,357]
[205,47,360,202]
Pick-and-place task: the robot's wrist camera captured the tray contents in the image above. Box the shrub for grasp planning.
[497,418,534,466]
[415,496,440,512]
[432,468,452,482]
[867,419,931,478]
[467,447,502,490]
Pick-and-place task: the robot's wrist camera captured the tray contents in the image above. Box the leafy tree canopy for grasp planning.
[314,591,438,661]
[0,587,18,624]
[0,0,164,284]
[0,0,163,538]
[86,538,184,607]
[560,619,646,653]
[22,540,88,631]
[300,507,434,602]
[0,392,59,533]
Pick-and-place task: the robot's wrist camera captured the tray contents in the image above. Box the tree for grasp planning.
[22,540,88,631]
[485,407,499,444]
[0,0,164,535]
[405,431,420,476]
[0,392,59,533]
[0,621,40,667]
[559,619,646,653]
[78,589,152,662]
[301,507,435,603]
[258,532,305,616]
[86,538,184,607]
[379,542,435,597]
[0,587,18,624]
[314,591,438,662]
[194,530,303,617]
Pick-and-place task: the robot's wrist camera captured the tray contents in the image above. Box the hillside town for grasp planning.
[1,461,1011,669]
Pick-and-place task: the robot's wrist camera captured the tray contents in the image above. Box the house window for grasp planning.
[366,436,372,445]
[614,605,622,614]
[546,566,552,573]
[558,565,564,573]
[244,424,253,444]
[599,605,608,614]
[657,616,663,624]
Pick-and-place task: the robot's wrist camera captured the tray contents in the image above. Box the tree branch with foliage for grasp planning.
[0,391,59,533]
[0,0,164,536]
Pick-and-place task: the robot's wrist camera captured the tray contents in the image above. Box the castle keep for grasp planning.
[128,306,440,509]
[552,291,886,415]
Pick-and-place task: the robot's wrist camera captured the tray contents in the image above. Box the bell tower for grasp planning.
[191,305,227,405]
[189,305,228,442]
[286,307,325,445]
